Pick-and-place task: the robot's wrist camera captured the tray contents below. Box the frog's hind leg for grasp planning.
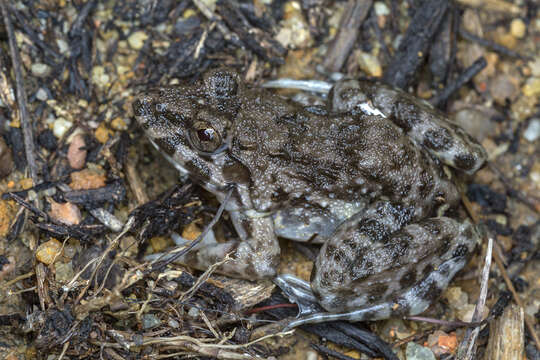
[281,255,469,329]
[329,80,487,174]
[307,215,478,324]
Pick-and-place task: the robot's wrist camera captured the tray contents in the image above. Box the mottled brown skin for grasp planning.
[133,69,485,325]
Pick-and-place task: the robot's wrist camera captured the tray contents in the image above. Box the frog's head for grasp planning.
[132,69,251,192]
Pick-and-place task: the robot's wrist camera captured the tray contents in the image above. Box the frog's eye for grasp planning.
[189,121,222,153]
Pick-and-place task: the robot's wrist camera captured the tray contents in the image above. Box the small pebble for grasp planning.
[406,342,436,360]
[70,169,106,190]
[182,222,202,241]
[149,236,171,252]
[524,118,540,142]
[63,242,78,259]
[426,330,458,357]
[522,78,540,98]
[443,286,468,311]
[493,28,517,49]
[197,0,216,12]
[53,117,73,138]
[374,2,390,16]
[529,57,540,77]
[54,261,74,283]
[91,66,110,88]
[94,123,112,144]
[453,108,495,141]
[510,18,526,39]
[457,304,477,322]
[36,239,63,265]
[490,74,519,105]
[275,2,312,48]
[356,51,382,77]
[67,134,87,170]
[127,31,149,50]
[462,9,483,36]
[56,39,69,55]
[511,94,539,121]
[168,318,180,328]
[36,88,48,101]
[19,178,33,190]
[48,199,82,225]
[188,307,200,318]
[494,214,507,226]
[381,318,415,339]
[31,63,52,77]
[110,117,128,131]
[0,137,14,178]
[141,314,161,329]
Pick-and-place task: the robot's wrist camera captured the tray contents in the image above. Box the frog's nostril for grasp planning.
[132,99,144,116]
[133,96,155,117]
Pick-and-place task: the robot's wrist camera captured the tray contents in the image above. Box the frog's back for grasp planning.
[233,95,459,217]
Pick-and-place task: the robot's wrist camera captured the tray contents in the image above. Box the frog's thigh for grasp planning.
[179,213,280,279]
[311,216,478,314]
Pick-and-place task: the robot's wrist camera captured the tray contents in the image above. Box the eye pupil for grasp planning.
[190,120,222,153]
[197,128,215,142]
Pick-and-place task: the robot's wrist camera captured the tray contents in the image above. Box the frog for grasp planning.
[132,68,487,328]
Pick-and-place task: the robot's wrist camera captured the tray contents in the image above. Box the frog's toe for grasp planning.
[274,274,323,317]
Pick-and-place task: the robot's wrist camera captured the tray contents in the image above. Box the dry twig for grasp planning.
[0,1,39,183]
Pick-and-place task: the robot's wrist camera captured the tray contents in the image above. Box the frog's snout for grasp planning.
[132,94,155,119]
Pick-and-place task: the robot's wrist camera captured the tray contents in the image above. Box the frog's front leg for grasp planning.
[174,210,280,279]
[329,80,487,174]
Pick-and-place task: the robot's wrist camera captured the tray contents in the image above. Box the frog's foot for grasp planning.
[274,274,323,317]
[283,255,468,330]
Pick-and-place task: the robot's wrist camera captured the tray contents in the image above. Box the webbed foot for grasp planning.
[275,255,470,330]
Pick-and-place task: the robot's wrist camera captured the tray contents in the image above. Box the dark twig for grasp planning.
[5,193,49,221]
[311,343,359,360]
[300,322,380,358]
[12,9,64,62]
[329,322,399,360]
[459,27,527,60]
[430,57,487,107]
[322,0,373,72]
[1,1,39,184]
[383,0,449,88]
[192,0,242,47]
